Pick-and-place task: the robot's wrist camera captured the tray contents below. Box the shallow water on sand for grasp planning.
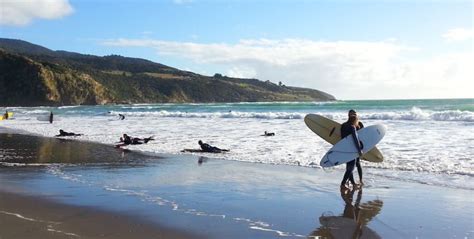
[0,133,473,238]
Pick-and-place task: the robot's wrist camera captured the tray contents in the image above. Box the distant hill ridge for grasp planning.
[0,38,336,106]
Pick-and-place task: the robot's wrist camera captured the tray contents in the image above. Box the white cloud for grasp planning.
[102,38,473,99]
[442,28,474,42]
[0,0,73,26]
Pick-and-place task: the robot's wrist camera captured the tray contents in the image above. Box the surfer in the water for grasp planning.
[262,131,275,136]
[55,129,83,137]
[198,140,229,153]
[115,134,154,147]
[49,111,54,124]
[340,111,364,191]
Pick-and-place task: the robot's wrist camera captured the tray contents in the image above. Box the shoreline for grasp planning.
[1,126,471,192]
[1,132,473,238]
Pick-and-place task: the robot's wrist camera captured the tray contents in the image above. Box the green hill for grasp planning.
[0,38,336,106]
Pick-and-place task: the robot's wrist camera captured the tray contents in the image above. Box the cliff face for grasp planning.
[0,50,113,106]
[0,38,336,106]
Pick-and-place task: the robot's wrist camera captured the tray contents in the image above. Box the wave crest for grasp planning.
[108,107,474,122]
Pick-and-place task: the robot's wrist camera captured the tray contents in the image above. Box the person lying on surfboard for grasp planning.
[261,131,275,136]
[55,129,83,137]
[340,114,364,191]
[115,134,154,147]
[198,140,229,153]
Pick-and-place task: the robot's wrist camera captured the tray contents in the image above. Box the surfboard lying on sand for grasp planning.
[304,114,383,163]
[320,124,386,167]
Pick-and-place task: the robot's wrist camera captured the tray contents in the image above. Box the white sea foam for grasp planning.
[2,104,473,189]
[103,107,474,122]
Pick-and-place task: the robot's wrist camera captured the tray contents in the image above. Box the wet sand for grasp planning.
[1,131,473,238]
[0,191,201,239]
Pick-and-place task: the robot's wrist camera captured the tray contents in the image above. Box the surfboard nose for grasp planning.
[377,125,387,136]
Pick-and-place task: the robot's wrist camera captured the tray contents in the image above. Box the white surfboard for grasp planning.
[320,124,386,167]
[304,114,383,163]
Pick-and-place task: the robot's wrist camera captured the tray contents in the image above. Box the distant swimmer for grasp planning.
[115,134,154,147]
[55,129,83,137]
[49,111,54,124]
[118,114,125,120]
[261,131,275,136]
[198,140,229,153]
[4,110,9,120]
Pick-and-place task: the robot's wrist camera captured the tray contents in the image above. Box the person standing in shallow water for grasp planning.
[340,112,364,191]
[347,109,365,186]
[49,111,54,124]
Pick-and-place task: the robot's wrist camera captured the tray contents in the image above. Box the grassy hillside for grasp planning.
[0,38,336,106]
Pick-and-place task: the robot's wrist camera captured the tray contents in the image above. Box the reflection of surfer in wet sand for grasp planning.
[309,189,383,239]
[198,156,208,165]
[115,134,154,148]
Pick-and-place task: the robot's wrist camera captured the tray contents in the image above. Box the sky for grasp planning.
[0,0,473,100]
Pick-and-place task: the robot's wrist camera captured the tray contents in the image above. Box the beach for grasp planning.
[0,191,200,239]
[1,131,473,238]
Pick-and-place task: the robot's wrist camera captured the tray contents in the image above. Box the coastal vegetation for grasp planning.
[0,38,336,106]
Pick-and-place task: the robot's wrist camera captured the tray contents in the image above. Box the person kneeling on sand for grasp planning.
[261,131,275,136]
[56,129,83,137]
[198,140,229,153]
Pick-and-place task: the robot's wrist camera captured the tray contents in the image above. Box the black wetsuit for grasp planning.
[56,131,82,137]
[123,136,152,145]
[340,122,363,186]
[200,143,222,153]
[123,136,133,145]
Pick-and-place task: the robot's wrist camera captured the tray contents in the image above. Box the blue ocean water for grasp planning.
[9,98,474,118]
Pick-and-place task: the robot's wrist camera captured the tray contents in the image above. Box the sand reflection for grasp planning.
[0,133,154,165]
[310,189,383,239]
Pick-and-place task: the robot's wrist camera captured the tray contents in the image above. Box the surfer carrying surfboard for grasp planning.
[340,112,364,191]
[348,110,365,185]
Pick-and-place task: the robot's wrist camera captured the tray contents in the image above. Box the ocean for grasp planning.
[2,98,473,190]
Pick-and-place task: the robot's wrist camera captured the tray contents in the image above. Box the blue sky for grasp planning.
[1,0,472,99]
